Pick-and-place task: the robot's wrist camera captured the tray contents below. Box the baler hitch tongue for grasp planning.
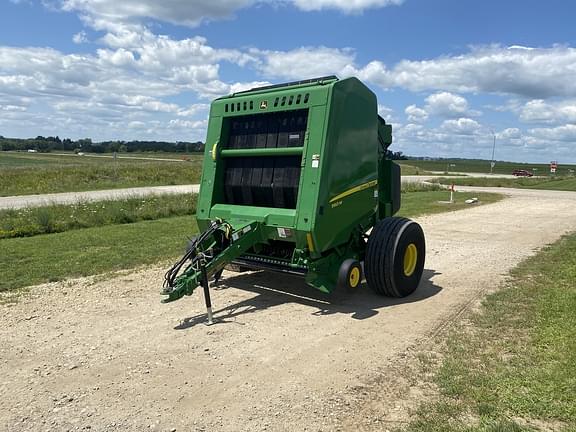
[161,219,261,324]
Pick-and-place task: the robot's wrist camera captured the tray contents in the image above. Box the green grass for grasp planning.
[0,216,198,293]
[95,152,201,160]
[399,163,432,176]
[0,194,197,239]
[0,156,202,196]
[397,190,502,218]
[407,158,576,177]
[0,151,202,167]
[402,182,443,192]
[402,233,576,432]
[433,176,576,192]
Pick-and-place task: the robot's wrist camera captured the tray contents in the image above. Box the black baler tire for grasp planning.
[337,259,363,291]
[365,217,425,297]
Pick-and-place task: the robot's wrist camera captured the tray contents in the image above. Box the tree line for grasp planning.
[0,136,205,153]
[0,135,409,160]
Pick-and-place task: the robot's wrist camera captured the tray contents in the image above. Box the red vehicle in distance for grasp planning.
[512,169,534,177]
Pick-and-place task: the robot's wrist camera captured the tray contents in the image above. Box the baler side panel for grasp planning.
[313,78,379,253]
[294,104,330,247]
[197,113,225,232]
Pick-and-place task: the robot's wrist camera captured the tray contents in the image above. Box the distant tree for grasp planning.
[386,150,408,160]
[0,135,206,154]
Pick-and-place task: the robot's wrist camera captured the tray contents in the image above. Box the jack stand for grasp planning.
[201,265,214,326]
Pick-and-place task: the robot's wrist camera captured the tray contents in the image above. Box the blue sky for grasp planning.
[1,0,575,162]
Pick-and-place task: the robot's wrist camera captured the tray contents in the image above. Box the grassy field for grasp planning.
[0,188,503,293]
[434,175,576,192]
[95,151,200,160]
[0,194,197,239]
[0,152,203,196]
[0,216,198,293]
[397,190,502,218]
[407,158,576,176]
[399,163,431,176]
[0,151,200,167]
[403,233,576,432]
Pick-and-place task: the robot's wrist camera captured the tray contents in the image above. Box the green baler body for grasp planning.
[189,76,399,293]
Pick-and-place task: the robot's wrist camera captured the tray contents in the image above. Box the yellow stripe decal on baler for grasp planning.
[329,180,378,204]
[306,233,315,252]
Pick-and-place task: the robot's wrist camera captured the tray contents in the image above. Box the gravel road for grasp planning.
[1,187,575,432]
[0,185,200,210]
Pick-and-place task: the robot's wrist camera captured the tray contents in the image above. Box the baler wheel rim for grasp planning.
[349,267,361,288]
[338,259,363,291]
[403,243,418,277]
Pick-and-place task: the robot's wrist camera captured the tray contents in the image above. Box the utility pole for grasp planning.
[490,129,496,175]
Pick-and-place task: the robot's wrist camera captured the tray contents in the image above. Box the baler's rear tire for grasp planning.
[365,217,425,297]
[338,259,363,290]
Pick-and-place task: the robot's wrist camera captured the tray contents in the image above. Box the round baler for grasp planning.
[162,76,425,323]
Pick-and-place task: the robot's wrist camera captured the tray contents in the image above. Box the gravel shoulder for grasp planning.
[1,188,575,432]
[0,185,200,210]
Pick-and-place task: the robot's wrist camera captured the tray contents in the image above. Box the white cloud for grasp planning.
[292,0,404,13]
[520,99,576,124]
[169,118,208,129]
[528,124,576,142]
[127,121,146,129]
[0,104,26,112]
[72,31,88,44]
[424,92,474,118]
[357,45,576,99]
[177,103,210,117]
[441,118,482,135]
[498,128,522,140]
[377,104,394,122]
[59,0,403,27]
[404,105,428,123]
[255,46,355,80]
[250,44,576,101]
[97,48,136,67]
[402,92,480,123]
[0,29,262,141]
[60,0,256,27]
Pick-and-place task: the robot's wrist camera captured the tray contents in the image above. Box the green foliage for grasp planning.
[402,233,576,432]
[0,136,204,153]
[401,181,443,192]
[0,194,197,239]
[34,208,55,234]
